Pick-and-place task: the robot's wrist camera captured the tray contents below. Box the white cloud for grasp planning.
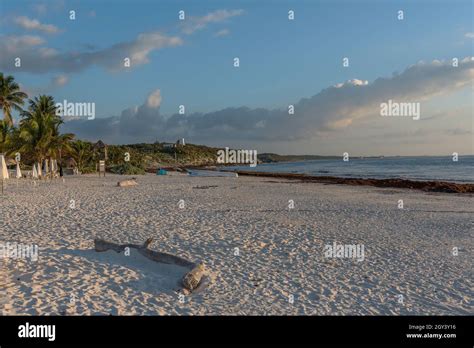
[52,75,68,86]
[62,57,474,145]
[465,32,474,39]
[181,9,244,35]
[122,32,182,66]
[3,35,45,49]
[0,31,182,73]
[146,89,162,108]
[20,75,69,96]
[214,29,230,37]
[14,16,60,34]
[334,79,368,88]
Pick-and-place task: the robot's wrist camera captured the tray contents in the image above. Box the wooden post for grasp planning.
[99,160,106,177]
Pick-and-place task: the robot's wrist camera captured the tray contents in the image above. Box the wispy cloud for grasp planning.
[0,31,182,73]
[2,35,45,48]
[31,0,65,16]
[62,57,474,145]
[465,32,474,39]
[214,29,230,37]
[32,4,47,16]
[444,128,472,136]
[181,9,244,35]
[52,74,68,87]
[20,74,69,96]
[13,16,60,34]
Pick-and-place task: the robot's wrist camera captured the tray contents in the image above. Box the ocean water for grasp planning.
[225,156,474,183]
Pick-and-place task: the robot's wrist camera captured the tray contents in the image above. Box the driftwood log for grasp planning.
[182,263,206,291]
[94,238,207,293]
[117,178,138,187]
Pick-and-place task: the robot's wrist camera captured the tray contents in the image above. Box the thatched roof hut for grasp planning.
[93,140,108,160]
[93,140,106,150]
[65,157,77,168]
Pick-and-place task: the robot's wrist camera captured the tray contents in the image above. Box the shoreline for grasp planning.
[218,170,474,194]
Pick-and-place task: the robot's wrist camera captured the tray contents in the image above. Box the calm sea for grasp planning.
[226,156,474,183]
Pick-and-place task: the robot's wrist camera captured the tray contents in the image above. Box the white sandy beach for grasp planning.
[0,174,472,315]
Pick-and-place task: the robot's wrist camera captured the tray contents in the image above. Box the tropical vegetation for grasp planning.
[0,73,223,175]
[0,73,28,126]
[0,73,277,176]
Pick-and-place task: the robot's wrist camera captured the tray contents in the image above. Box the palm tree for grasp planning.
[68,140,93,172]
[0,73,28,126]
[19,112,56,166]
[0,119,12,154]
[25,95,57,118]
[18,95,62,169]
[50,133,75,166]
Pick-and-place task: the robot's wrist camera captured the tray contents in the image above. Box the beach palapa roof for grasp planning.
[65,157,77,168]
[93,140,108,160]
[93,140,108,149]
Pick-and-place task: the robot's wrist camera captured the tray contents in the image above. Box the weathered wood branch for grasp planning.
[117,178,138,187]
[93,238,206,292]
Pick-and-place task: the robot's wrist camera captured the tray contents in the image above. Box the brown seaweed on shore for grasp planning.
[230,171,474,194]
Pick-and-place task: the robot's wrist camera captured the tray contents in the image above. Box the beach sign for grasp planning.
[99,160,106,177]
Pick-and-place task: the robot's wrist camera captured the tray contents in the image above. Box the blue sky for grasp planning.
[0,0,473,155]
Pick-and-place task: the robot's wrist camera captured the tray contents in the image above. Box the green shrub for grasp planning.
[108,162,145,175]
[81,166,96,174]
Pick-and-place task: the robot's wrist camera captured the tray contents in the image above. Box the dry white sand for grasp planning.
[0,174,472,315]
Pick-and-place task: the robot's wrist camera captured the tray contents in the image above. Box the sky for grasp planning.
[0,0,472,156]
